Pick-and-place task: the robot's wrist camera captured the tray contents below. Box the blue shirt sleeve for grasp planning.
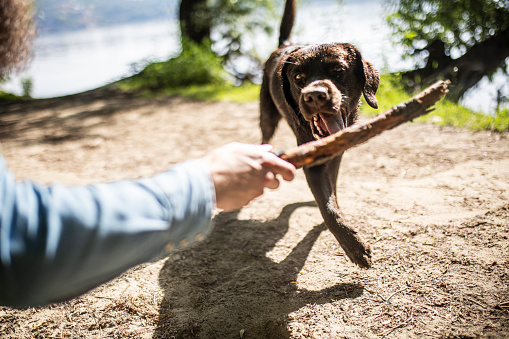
[0,157,215,308]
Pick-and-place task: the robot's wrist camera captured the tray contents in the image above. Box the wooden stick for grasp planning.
[277,80,450,168]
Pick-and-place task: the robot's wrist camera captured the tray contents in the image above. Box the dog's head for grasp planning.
[279,43,379,139]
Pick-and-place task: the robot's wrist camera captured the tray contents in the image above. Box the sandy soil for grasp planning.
[0,87,508,338]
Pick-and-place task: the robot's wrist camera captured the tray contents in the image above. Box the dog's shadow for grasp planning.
[153,202,364,338]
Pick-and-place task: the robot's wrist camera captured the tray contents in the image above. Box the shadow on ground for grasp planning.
[153,202,364,339]
[0,87,163,146]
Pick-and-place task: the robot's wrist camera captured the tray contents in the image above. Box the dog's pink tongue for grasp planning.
[320,113,344,135]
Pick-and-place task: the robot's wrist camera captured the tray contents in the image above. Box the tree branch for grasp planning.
[277,80,450,168]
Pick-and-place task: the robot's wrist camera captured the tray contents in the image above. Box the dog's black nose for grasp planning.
[303,87,329,103]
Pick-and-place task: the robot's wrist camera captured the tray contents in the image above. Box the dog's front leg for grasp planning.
[304,159,372,268]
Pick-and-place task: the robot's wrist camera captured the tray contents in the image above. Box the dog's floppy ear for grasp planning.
[277,47,302,113]
[356,51,379,109]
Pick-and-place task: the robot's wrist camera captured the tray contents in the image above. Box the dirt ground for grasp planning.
[0,87,508,338]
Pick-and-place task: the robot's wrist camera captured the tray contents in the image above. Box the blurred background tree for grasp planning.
[386,0,509,102]
[178,0,276,83]
[126,0,277,90]
[34,0,277,87]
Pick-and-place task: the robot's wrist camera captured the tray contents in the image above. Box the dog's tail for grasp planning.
[278,0,296,47]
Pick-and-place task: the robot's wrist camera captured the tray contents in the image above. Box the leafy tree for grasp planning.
[124,38,228,90]
[125,0,278,89]
[178,0,277,82]
[179,0,209,44]
[386,0,509,102]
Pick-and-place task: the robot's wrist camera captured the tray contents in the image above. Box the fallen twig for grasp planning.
[277,80,450,168]
[386,287,410,302]
[498,301,509,309]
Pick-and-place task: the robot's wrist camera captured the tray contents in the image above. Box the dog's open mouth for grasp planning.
[311,113,346,139]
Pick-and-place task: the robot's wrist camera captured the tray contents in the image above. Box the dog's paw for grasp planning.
[342,240,372,269]
[334,229,373,268]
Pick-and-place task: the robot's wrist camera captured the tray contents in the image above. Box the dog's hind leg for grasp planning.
[260,80,282,144]
[304,158,373,268]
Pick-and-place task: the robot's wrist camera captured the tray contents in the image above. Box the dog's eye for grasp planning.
[294,73,305,81]
[332,66,344,73]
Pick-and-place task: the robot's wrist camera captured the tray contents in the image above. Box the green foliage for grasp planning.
[184,0,278,80]
[0,77,25,102]
[361,74,509,132]
[156,82,261,102]
[0,90,24,102]
[361,74,413,115]
[119,40,230,91]
[21,78,33,98]
[385,0,509,68]
[425,101,509,132]
[192,0,277,50]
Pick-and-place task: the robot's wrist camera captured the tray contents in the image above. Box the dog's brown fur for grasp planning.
[260,0,379,268]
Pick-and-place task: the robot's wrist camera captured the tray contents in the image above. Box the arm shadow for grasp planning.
[153,201,364,339]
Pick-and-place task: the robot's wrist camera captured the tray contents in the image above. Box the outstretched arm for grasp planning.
[0,143,295,308]
[0,158,214,308]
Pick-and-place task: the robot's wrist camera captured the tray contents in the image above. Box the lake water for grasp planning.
[3,19,180,98]
[2,0,506,113]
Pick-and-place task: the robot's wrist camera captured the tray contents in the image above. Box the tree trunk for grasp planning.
[403,27,509,102]
[179,0,210,44]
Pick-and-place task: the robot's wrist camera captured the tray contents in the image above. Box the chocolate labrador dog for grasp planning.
[260,0,379,268]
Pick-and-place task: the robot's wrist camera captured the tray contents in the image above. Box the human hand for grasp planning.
[201,142,296,211]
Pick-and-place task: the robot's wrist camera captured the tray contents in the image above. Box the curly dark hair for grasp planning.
[0,0,35,77]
